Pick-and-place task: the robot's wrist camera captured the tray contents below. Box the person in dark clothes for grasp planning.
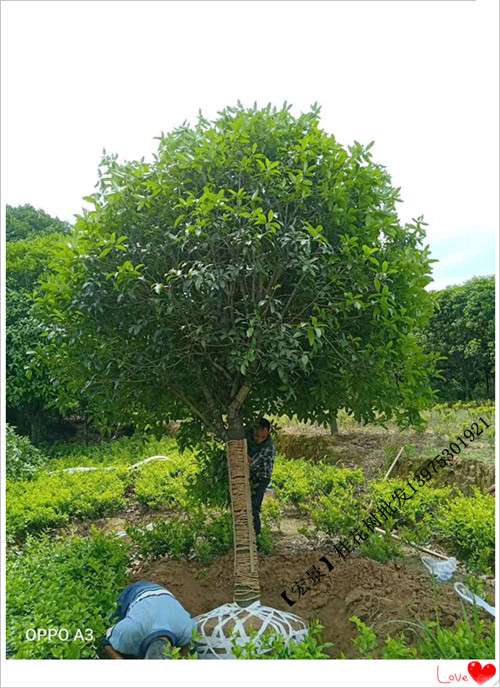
[247,418,276,537]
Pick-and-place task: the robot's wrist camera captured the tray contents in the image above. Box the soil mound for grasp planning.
[135,551,463,657]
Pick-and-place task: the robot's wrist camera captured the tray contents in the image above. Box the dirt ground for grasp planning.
[135,549,465,657]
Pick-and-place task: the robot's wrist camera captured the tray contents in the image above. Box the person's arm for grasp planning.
[103,643,124,659]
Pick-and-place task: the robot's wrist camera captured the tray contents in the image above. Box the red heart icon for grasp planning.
[468,661,496,686]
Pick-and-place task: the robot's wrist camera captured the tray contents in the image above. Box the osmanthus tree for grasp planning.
[37,102,436,607]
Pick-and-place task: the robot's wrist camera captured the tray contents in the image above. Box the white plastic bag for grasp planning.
[421,555,457,582]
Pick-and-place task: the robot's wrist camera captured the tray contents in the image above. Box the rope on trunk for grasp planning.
[227,438,260,605]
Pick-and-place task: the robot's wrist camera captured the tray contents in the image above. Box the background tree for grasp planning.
[37,102,436,608]
[6,204,70,243]
[6,227,68,442]
[425,276,495,401]
[6,206,107,444]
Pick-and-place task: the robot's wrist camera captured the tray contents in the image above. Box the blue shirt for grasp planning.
[104,581,195,658]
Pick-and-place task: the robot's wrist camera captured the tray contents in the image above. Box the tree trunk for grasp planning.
[30,414,42,445]
[226,414,260,606]
[329,413,339,436]
[464,376,470,401]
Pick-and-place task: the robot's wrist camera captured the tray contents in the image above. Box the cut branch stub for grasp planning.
[226,437,260,606]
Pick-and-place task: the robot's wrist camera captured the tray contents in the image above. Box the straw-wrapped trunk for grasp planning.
[226,417,260,605]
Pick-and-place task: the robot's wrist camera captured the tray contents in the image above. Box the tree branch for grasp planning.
[168,382,225,440]
[198,378,226,438]
[228,384,250,419]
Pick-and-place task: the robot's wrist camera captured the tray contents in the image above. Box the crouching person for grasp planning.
[103,581,195,659]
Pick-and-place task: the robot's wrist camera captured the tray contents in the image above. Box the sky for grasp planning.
[2,0,498,291]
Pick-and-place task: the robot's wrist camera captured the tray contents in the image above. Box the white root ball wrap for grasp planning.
[194,601,308,659]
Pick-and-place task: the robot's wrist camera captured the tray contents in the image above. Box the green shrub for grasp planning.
[350,609,496,660]
[188,442,230,507]
[368,479,452,544]
[381,636,418,659]
[231,620,332,659]
[261,496,284,531]
[127,509,234,563]
[193,510,234,563]
[7,471,127,541]
[6,424,50,480]
[359,532,403,563]
[201,510,233,557]
[310,464,364,494]
[426,404,495,443]
[310,484,364,537]
[44,434,186,470]
[134,456,199,510]
[414,616,496,659]
[350,616,378,658]
[435,489,495,573]
[6,532,130,658]
[272,457,363,512]
[271,458,315,508]
[127,518,198,559]
[286,462,366,538]
[256,525,274,555]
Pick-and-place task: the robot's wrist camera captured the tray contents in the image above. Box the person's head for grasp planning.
[144,636,172,660]
[254,417,271,444]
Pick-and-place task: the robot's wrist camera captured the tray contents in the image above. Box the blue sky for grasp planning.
[429,232,495,292]
[3,0,498,292]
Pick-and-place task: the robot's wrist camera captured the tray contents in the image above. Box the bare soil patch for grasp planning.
[135,550,465,657]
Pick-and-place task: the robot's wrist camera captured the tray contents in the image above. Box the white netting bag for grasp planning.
[194,601,308,659]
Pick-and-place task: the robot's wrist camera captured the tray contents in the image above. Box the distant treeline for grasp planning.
[425,275,494,402]
[5,204,495,442]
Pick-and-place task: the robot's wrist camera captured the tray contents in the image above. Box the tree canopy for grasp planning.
[425,276,494,401]
[6,204,71,243]
[6,230,68,440]
[37,102,436,442]
[6,205,75,440]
